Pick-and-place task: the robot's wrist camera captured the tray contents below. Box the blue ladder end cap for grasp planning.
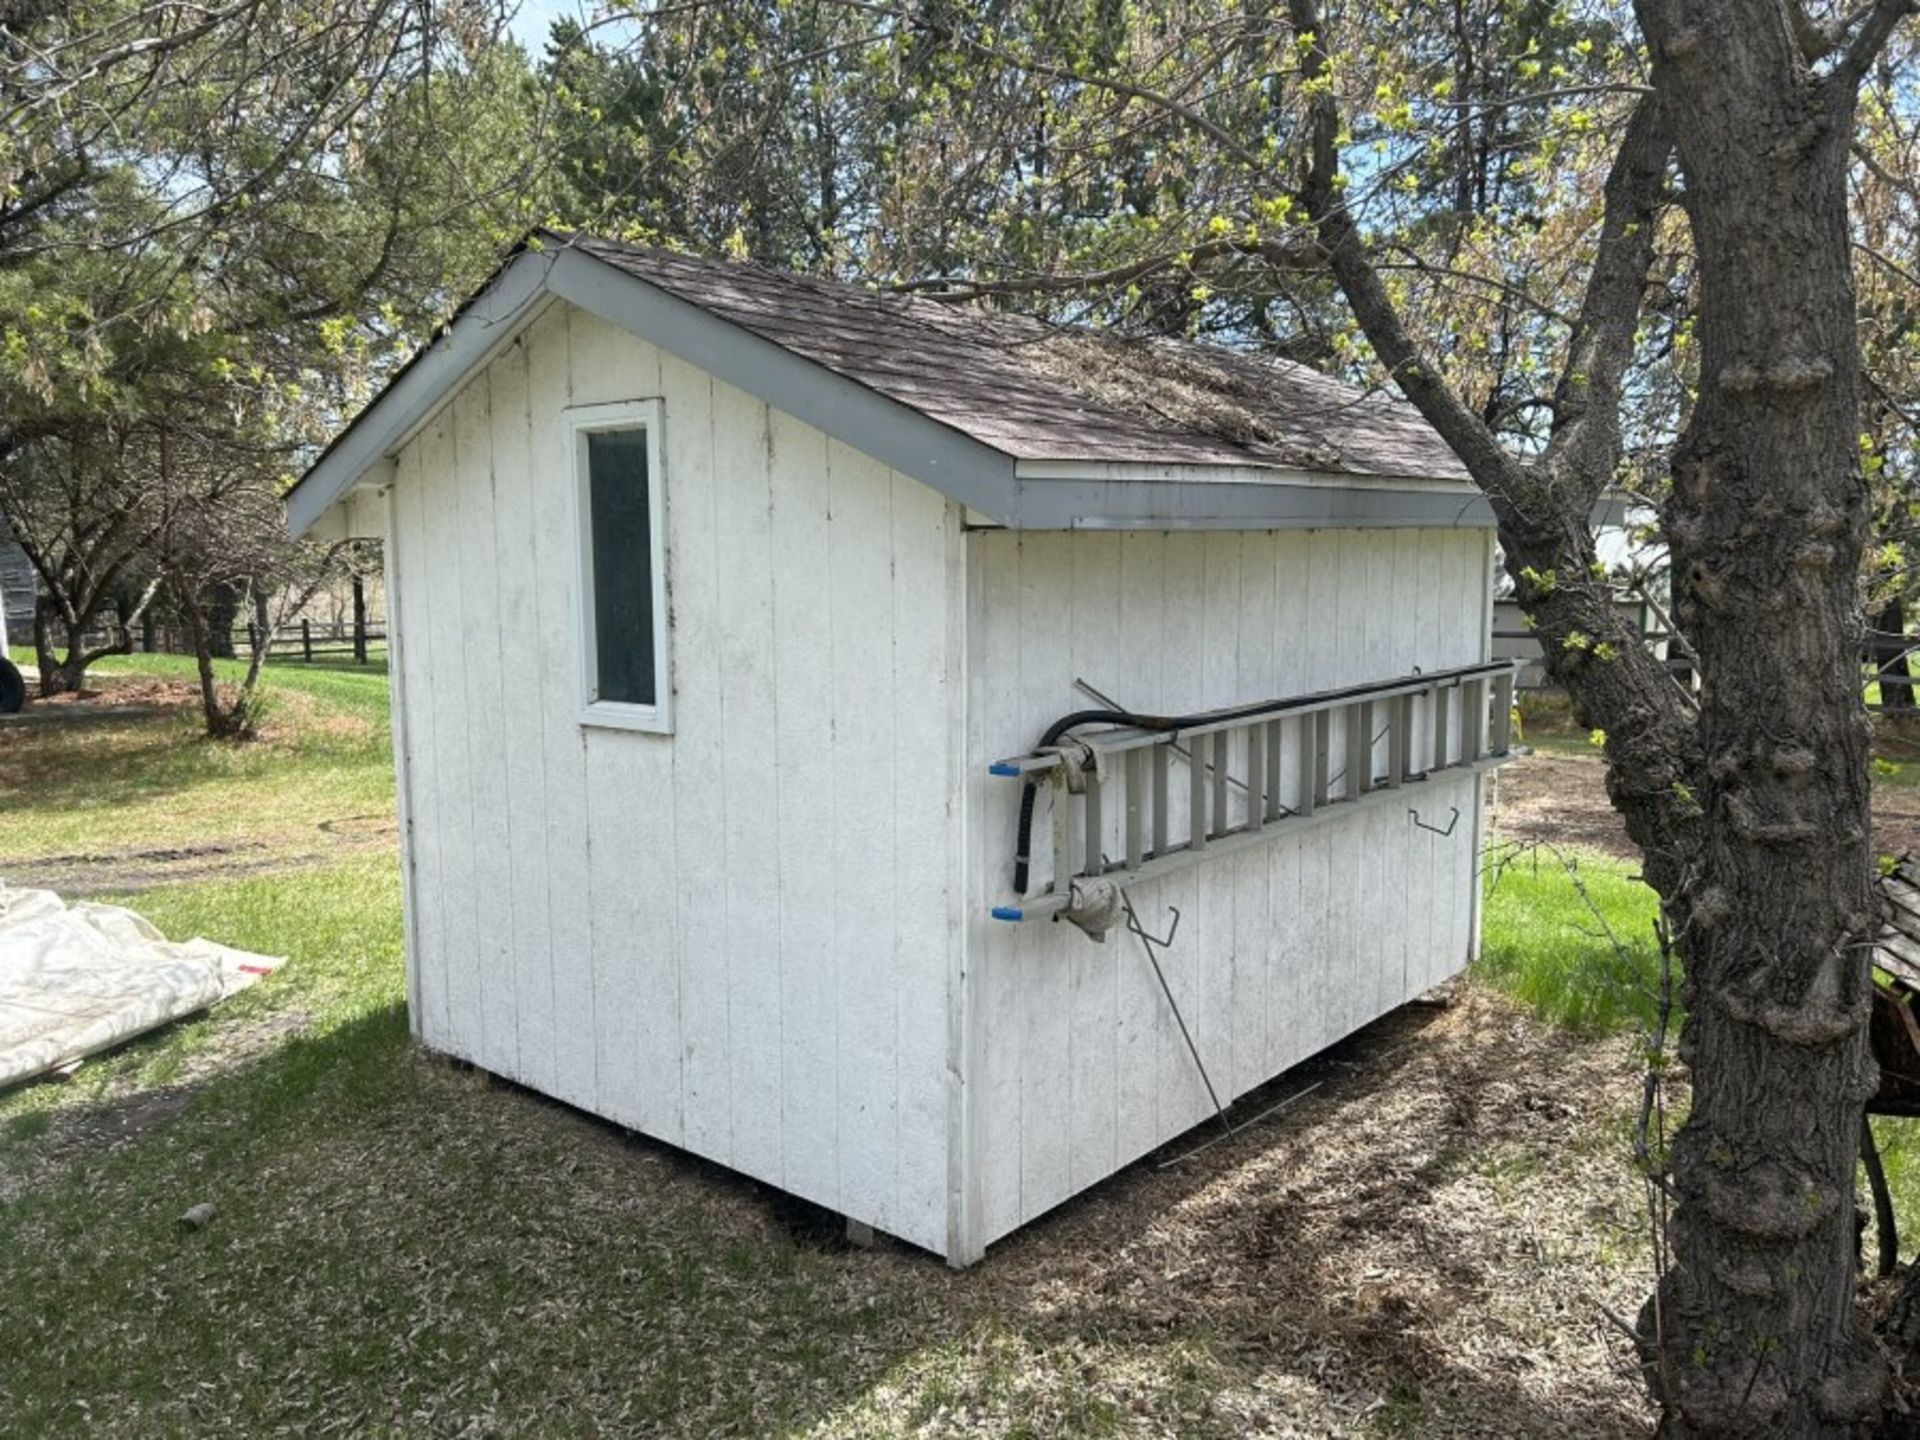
[990,906,1024,922]
[988,762,1022,777]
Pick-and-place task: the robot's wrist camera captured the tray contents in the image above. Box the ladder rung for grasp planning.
[1247,720,1265,832]
[1084,769,1104,876]
[1265,719,1285,821]
[1189,730,1209,852]
[1125,748,1145,869]
[1152,744,1171,856]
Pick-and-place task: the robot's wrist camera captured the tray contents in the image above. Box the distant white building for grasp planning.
[286,231,1516,1266]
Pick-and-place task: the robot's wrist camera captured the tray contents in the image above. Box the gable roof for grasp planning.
[287,230,1490,536]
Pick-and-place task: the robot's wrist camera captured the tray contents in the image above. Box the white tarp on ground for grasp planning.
[0,882,283,1091]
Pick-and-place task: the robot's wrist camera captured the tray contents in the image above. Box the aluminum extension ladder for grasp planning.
[989,659,1521,937]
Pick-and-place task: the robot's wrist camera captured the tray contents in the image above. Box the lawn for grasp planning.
[6,652,1848,1437]
[1477,834,1920,1265]
[1,658,975,1434]
[1,648,394,877]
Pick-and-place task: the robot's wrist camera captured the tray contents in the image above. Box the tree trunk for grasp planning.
[1633,6,1883,1432]
[351,574,367,665]
[203,580,243,661]
[175,577,244,739]
[31,593,54,686]
[1282,0,1899,1426]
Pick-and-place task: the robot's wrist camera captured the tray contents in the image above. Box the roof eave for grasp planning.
[1007,473,1496,531]
[287,238,1030,537]
[286,245,557,536]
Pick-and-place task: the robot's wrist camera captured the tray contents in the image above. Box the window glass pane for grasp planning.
[586,428,654,706]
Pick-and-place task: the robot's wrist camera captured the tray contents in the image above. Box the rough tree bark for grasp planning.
[1284,0,1908,1430]
[1631,5,1888,1430]
[203,580,243,660]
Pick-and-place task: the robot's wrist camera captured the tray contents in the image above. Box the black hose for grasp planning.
[1009,662,1511,895]
[1013,710,1145,894]
[1011,694,1313,893]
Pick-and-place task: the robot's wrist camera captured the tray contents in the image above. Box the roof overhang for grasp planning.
[287,237,1501,537]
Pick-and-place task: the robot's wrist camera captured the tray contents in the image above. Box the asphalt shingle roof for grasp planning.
[565,233,1470,485]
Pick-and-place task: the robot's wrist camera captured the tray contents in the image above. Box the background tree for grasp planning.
[0,0,548,706]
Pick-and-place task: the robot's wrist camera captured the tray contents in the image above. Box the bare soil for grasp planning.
[936,984,1655,1436]
[8,820,398,897]
[1493,747,1920,861]
[1493,753,1637,859]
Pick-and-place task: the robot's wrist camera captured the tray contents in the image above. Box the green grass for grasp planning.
[0,854,405,1128]
[0,855,948,1437]
[1478,843,1667,1035]
[1475,836,1920,1273]
[1,647,392,860]
[3,653,1283,1438]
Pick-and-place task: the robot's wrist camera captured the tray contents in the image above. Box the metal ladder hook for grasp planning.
[1125,900,1180,950]
[1409,804,1461,838]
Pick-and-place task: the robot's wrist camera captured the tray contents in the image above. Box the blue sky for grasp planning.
[505,0,595,52]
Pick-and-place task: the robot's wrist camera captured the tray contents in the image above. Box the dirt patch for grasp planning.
[22,676,202,711]
[5,818,397,897]
[932,985,1654,1436]
[1494,748,1920,861]
[1492,752,1637,859]
[448,984,1655,1435]
[0,1008,310,1202]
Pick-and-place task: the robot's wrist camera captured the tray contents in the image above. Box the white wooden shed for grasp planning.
[288,230,1515,1266]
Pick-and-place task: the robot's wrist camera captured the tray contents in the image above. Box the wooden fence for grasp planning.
[239,617,387,664]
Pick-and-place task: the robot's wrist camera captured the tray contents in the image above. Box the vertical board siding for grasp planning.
[708,376,781,1173]
[391,305,959,1256]
[453,383,519,1082]
[525,309,597,1113]
[392,444,445,1047]
[965,526,1490,1253]
[828,439,902,1230]
[485,339,555,1092]
[1066,533,1121,1195]
[893,472,960,1248]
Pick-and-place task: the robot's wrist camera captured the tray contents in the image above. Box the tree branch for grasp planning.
[1286,0,1519,492]
[1288,0,1701,895]
[1828,0,1917,99]
[894,234,1321,302]
[1539,93,1673,503]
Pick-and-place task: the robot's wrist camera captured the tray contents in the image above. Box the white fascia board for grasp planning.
[544,248,1022,521]
[1012,457,1472,491]
[286,251,560,536]
[1011,473,1498,530]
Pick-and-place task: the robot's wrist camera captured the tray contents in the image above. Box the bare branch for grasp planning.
[894,234,1320,302]
[1828,0,1917,99]
[1286,0,1519,490]
[1539,94,1673,502]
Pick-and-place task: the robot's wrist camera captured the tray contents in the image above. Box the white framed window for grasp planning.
[565,399,671,733]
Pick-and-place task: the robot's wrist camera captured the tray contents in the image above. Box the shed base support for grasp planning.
[846,1218,875,1249]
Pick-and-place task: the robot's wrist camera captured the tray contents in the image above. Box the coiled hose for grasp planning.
[1012,696,1315,893]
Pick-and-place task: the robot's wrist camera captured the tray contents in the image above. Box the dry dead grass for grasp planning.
[1,978,1658,1437]
[876,984,1656,1438]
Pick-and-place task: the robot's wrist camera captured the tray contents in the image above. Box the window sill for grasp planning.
[579,700,673,735]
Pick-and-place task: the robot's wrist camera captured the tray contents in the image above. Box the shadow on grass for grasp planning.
[0,988,1649,1437]
[1,706,383,845]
